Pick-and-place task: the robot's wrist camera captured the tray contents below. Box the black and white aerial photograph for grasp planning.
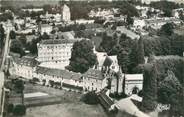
[0,0,184,117]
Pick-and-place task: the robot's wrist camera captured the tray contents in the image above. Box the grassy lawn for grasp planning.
[21,83,107,117]
[24,103,107,117]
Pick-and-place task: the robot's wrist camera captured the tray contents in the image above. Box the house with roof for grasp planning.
[54,31,75,39]
[145,17,182,29]
[82,68,108,92]
[37,39,81,67]
[34,66,83,91]
[12,56,39,80]
[94,50,120,73]
[38,24,53,35]
[110,69,143,96]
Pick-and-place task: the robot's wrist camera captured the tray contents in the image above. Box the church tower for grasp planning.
[61,4,71,22]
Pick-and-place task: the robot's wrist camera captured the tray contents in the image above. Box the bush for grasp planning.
[13,105,26,116]
[7,103,14,113]
[109,92,127,99]
[81,91,99,105]
[138,90,143,97]
[14,79,24,93]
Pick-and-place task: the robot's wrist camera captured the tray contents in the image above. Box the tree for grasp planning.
[42,32,50,40]
[141,63,157,112]
[10,40,25,56]
[99,32,118,54]
[10,30,16,39]
[137,37,145,64]
[7,103,14,113]
[119,34,134,52]
[160,23,174,36]
[158,70,182,116]
[68,39,97,73]
[163,9,172,17]
[117,49,129,73]
[13,105,26,116]
[128,42,138,73]
[126,15,134,25]
[14,79,24,93]
[0,12,13,22]
[26,38,39,54]
[81,91,99,105]
[0,24,5,48]
[18,35,27,45]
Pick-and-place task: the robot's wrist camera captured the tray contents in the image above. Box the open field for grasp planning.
[15,83,107,117]
[24,103,107,117]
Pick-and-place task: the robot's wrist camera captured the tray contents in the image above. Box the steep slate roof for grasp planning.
[145,18,181,24]
[97,88,114,110]
[13,56,39,67]
[94,51,107,67]
[40,38,83,45]
[57,31,75,39]
[40,39,78,45]
[103,56,113,67]
[83,68,105,80]
[36,66,82,81]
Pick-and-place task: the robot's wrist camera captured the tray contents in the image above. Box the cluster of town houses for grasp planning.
[8,38,143,96]
[0,4,146,98]
[1,1,183,111]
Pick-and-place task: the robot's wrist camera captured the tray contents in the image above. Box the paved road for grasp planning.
[0,29,10,70]
[0,29,10,117]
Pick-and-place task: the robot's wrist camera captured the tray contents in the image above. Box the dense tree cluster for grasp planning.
[158,70,183,116]
[67,39,97,73]
[0,24,5,49]
[10,39,25,57]
[10,30,16,40]
[58,24,86,32]
[143,23,184,56]
[12,105,26,116]
[98,32,144,73]
[150,1,181,17]
[81,91,99,105]
[136,56,184,116]
[159,23,174,36]
[0,12,14,22]
[61,1,139,20]
[140,63,158,112]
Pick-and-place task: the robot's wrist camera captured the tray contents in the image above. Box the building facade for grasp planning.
[124,74,143,95]
[61,4,71,22]
[110,72,143,96]
[34,66,83,91]
[37,39,80,65]
[12,56,39,80]
[83,68,108,92]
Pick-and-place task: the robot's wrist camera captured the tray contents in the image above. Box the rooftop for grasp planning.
[145,17,181,24]
[40,38,82,45]
[83,68,105,80]
[13,56,39,67]
[36,66,82,81]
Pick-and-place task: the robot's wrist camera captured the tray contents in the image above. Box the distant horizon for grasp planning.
[0,0,184,8]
